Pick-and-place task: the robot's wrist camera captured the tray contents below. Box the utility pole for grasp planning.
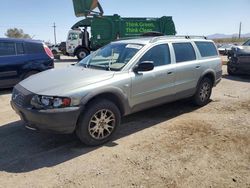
[52,22,57,45]
[239,22,242,39]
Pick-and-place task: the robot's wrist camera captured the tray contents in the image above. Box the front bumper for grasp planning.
[11,101,81,134]
[228,61,250,74]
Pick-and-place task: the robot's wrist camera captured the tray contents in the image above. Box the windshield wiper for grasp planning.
[88,65,107,70]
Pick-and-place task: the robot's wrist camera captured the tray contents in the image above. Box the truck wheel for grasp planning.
[227,65,237,75]
[76,48,89,60]
[52,50,58,55]
[76,99,121,146]
[193,77,212,106]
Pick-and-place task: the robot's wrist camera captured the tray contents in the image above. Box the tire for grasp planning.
[76,48,89,60]
[76,99,121,146]
[227,65,237,75]
[22,70,39,80]
[193,77,213,106]
[52,50,58,55]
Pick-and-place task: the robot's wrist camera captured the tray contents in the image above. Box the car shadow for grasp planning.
[0,100,202,173]
[0,88,13,95]
[222,74,250,83]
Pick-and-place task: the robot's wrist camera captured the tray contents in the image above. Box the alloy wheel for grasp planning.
[199,82,211,102]
[88,109,116,140]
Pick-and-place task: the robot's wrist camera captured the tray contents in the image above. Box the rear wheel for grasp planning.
[76,48,89,60]
[76,99,121,146]
[193,77,213,106]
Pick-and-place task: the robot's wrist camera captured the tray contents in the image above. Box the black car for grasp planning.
[227,39,250,75]
[218,44,234,55]
[0,38,54,88]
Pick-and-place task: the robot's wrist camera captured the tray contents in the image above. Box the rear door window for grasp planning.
[173,43,196,63]
[0,42,16,56]
[195,42,218,57]
[16,43,25,55]
[140,44,171,67]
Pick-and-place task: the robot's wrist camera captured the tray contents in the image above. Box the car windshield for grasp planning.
[243,39,250,46]
[77,43,143,71]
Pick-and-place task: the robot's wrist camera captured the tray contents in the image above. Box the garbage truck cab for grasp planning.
[66,29,90,60]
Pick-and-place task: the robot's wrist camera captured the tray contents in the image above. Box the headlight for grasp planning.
[31,95,71,109]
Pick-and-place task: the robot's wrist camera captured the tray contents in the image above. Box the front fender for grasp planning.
[79,86,131,115]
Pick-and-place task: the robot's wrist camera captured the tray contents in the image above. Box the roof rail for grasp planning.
[150,35,207,43]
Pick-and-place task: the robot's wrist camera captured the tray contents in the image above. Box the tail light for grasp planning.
[43,45,54,59]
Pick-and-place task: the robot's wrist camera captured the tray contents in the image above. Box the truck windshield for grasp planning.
[77,43,143,71]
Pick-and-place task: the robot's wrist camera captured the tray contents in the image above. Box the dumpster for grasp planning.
[72,0,98,17]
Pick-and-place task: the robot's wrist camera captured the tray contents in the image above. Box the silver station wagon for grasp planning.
[11,36,222,146]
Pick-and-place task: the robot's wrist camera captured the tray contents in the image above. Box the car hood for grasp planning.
[231,45,250,55]
[20,66,115,96]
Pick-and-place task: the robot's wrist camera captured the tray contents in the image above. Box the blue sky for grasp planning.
[0,0,249,43]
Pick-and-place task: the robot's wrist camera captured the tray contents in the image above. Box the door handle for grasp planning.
[195,66,201,69]
[167,71,173,75]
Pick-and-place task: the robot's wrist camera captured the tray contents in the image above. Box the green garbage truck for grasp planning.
[66,0,176,60]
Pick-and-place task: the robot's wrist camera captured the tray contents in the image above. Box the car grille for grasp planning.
[12,88,25,107]
[12,85,33,107]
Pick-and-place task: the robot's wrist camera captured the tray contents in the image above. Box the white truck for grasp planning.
[66,29,90,60]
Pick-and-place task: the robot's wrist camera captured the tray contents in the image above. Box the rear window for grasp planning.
[0,42,16,56]
[195,42,218,57]
[173,43,196,63]
[26,43,44,54]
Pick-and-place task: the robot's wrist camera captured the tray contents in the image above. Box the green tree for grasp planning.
[5,28,31,39]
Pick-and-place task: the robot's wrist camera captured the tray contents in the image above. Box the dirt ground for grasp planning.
[0,64,249,188]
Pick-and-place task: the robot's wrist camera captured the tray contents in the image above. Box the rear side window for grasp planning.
[195,42,218,57]
[26,43,44,54]
[16,43,25,55]
[140,44,171,67]
[173,43,196,63]
[0,42,16,56]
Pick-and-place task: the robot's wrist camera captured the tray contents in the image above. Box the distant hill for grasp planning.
[207,33,250,39]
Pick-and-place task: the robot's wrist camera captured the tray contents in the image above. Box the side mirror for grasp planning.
[133,61,154,73]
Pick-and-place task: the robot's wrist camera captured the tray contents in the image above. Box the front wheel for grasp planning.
[76,99,121,146]
[76,48,89,60]
[193,78,213,106]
